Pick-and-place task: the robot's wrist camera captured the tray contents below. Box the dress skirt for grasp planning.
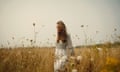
[54,42,68,72]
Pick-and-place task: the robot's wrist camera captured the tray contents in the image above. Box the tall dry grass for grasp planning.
[0,46,120,72]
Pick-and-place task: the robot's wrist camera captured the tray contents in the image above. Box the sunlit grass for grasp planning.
[0,45,120,72]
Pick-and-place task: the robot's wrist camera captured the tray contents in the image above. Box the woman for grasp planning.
[54,20,74,72]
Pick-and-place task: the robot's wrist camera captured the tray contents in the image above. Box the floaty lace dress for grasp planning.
[54,34,74,72]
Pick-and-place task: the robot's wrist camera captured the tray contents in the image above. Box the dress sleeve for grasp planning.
[66,34,74,55]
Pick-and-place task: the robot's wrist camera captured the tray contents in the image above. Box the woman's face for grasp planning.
[56,24,64,32]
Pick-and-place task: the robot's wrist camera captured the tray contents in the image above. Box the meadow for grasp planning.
[0,43,120,72]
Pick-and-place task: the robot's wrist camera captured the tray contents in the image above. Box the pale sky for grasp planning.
[0,0,120,47]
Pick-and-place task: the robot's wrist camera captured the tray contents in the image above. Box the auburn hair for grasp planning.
[56,21,68,43]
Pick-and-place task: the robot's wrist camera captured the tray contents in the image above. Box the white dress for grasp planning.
[54,34,74,72]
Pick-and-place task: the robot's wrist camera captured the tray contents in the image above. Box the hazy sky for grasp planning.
[0,0,120,47]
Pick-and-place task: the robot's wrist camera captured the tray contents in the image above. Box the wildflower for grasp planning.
[33,22,35,26]
[114,28,117,31]
[71,62,75,67]
[90,57,94,62]
[70,56,76,60]
[12,37,14,40]
[30,40,33,42]
[76,55,82,61]
[118,36,120,39]
[96,31,99,34]
[72,69,78,72]
[97,47,103,52]
[76,55,82,64]
[81,25,84,28]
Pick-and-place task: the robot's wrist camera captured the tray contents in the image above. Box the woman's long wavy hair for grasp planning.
[56,21,68,43]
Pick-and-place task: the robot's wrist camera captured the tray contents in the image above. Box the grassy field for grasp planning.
[0,46,120,72]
